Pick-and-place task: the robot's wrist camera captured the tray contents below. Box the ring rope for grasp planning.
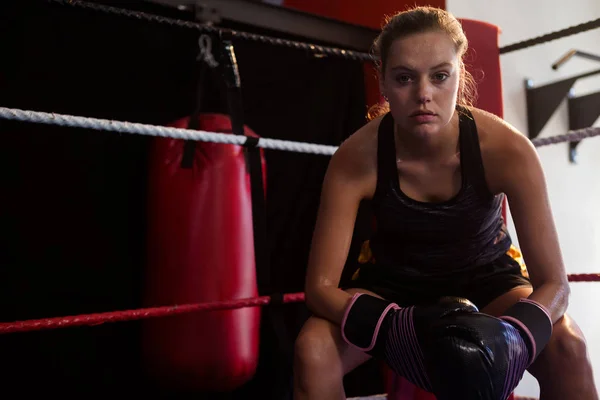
[566,273,600,282]
[47,0,600,60]
[0,293,306,335]
[0,107,339,155]
[0,274,597,335]
[531,126,600,147]
[1,107,599,155]
[46,0,373,62]
[499,17,600,54]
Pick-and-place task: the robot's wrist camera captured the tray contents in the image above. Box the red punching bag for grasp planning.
[142,113,265,392]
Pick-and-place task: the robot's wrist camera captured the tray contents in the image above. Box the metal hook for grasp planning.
[197,34,219,68]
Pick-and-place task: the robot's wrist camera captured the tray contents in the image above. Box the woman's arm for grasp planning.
[304,126,377,325]
[477,109,570,323]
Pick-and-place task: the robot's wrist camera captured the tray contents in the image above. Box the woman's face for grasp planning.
[380,30,461,140]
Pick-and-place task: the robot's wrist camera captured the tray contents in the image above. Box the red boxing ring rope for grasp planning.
[565,273,600,282]
[0,293,306,335]
[0,274,598,335]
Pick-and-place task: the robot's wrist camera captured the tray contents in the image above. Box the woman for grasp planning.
[293,6,597,400]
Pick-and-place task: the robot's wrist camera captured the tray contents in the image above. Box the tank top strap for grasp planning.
[458,106,493,200]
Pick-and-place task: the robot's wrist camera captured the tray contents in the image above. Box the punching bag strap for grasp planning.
[220,33,293,398]
[241,135,269,295]
[220,34,270,296]
[181,33,219,169]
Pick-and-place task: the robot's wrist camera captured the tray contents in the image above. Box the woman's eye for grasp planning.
[396,75,412,83]
[434,73,449,81]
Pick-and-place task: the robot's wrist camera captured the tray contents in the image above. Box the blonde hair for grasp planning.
[367,6,477,120]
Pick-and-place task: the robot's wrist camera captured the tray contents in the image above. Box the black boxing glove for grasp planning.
[340,294,479,392]
[426,298,553,400]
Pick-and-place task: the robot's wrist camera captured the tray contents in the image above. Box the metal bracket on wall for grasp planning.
[567,90,600,163]
[524,67,600,140]
[552,49,600,70]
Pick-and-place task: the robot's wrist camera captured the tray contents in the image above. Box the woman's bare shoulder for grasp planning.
[468,107,539,194]
[468,107,527,145]
[332,115,381,174]
[321,115,382,200]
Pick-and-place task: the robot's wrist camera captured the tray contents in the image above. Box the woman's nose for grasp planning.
[416,78,433,104]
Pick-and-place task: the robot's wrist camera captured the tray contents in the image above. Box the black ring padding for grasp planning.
[243,136,260,149]
[269,293,285,306]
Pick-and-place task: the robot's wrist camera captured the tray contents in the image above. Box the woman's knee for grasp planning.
[529,313,590,377]
[294,314,371,378]
[294,317,343,375]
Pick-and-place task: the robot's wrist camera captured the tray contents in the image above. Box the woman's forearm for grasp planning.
[305,285,354,326]
[526,280,570,323]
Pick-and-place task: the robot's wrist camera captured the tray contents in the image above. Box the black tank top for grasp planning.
[369,107,512,278]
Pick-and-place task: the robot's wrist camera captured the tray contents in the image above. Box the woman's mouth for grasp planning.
[410,111,437,123]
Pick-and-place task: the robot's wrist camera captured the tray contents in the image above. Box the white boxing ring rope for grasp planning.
[0,107,338,155]
[0,107,599,154]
